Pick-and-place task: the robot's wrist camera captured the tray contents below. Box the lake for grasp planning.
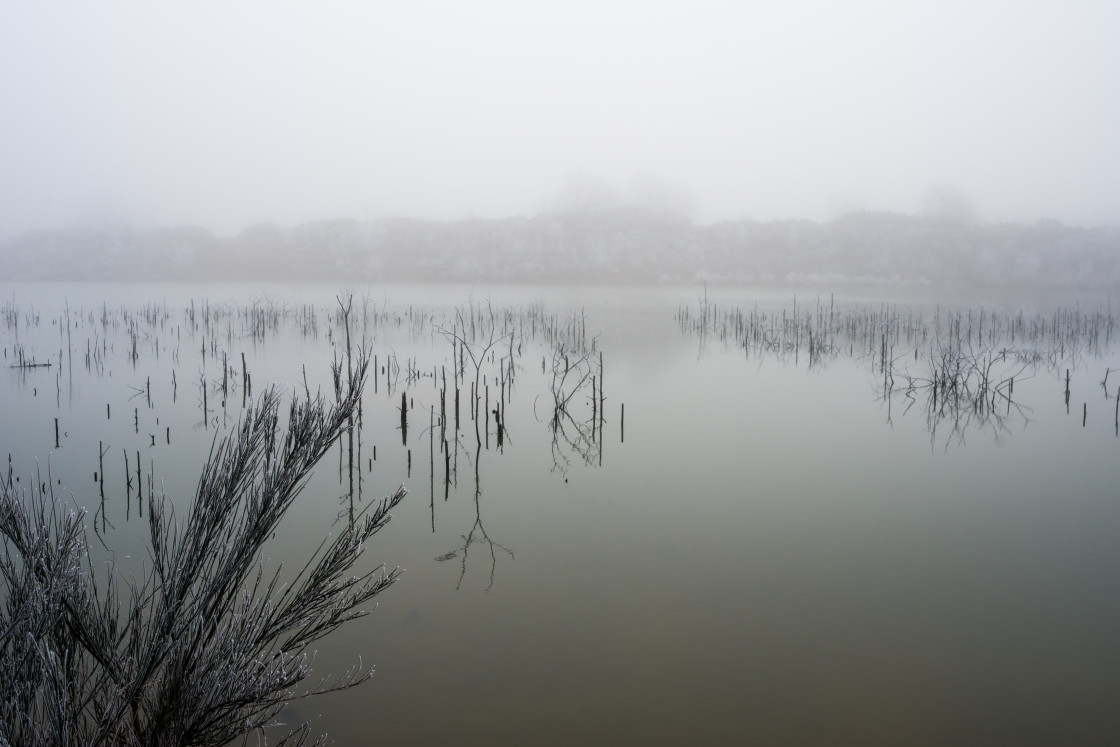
[3,282,1119,745]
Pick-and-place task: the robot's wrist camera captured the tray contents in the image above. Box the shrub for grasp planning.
[0,356,406,746]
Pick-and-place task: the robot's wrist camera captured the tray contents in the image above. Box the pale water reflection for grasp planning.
[2,283,1119,745]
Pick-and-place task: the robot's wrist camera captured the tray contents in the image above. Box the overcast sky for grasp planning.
[2,0,1119,237]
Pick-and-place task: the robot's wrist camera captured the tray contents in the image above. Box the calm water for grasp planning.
[3,282,1120,745]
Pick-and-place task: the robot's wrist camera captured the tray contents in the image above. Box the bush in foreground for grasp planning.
[0,357,406,746]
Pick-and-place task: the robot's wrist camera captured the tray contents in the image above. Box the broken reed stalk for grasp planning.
[400,391,408,445]
[443,440,452,500]
[494,400,504,448]
[0,354,407,746]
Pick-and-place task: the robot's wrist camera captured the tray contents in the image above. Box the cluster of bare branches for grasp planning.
[901,336,1028,411]
[539,343,604,475]
[884,331,1034,447]
[0,356,406,747]
[681,294,1120,443]
[435,304,516,449]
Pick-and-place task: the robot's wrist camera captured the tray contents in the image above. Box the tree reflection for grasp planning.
[547,408,601,477]
[538,341,604,477]
[435,444,513,592]
[885,338,1035,448]
[886,378,1035,449]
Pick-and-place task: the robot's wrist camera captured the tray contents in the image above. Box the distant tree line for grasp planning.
[3,209,1119,288]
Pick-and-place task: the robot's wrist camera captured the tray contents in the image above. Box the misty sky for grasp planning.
[2,1,1119,237]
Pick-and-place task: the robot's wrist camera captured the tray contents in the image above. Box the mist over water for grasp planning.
[4,1,1120,743]
[3,1,1120,240]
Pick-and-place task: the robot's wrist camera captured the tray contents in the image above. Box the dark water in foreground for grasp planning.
[2,283,1119,745]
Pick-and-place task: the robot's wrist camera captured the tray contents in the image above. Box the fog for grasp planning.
[3,1,1119,238]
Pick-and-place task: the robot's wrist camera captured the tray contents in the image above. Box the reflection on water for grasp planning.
[3,283,1120,745]
[435,445,515,593]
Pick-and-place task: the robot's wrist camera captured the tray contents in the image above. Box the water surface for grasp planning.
[2,282,1118,745]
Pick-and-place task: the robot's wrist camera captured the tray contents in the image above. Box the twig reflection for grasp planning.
[435,445,513,592]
